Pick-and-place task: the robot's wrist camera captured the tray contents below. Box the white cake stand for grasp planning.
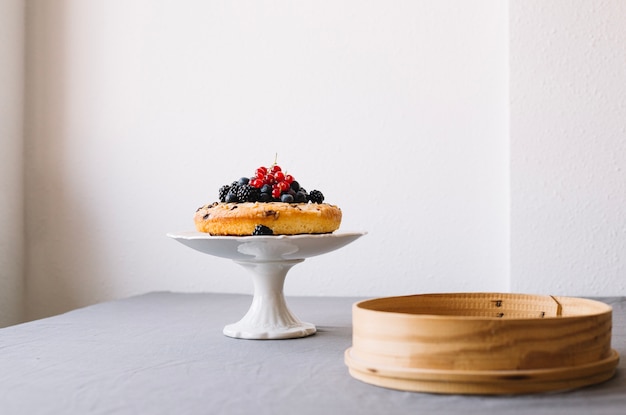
[167,231,365,340]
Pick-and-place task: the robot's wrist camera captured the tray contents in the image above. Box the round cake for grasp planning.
[194,161,342,236]
[194,202,342,236]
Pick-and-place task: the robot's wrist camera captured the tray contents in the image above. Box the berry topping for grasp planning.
[214,161,331,205]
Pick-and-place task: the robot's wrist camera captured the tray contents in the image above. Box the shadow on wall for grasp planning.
[0,0,25,327]
[24,0,101,321]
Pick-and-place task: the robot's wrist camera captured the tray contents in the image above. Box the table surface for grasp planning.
[0,293,624,415]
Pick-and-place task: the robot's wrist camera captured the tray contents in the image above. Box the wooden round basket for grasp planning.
[345,293,619,395]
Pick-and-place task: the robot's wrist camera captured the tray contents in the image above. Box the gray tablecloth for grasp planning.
[0,293,624,415]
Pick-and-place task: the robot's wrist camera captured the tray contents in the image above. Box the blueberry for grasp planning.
[225,192,238,203]
[238,177,250,185]
[294,191,307,203]
[281,193,294,203]
[258,193,272,202]
[289,181,300,192]
[260,184,272,194]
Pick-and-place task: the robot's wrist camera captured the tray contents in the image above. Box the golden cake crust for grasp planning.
[194,202,342,236]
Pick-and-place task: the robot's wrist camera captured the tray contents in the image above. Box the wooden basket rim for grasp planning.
[354,292,612,321]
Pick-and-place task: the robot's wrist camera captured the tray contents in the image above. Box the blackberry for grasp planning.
[229,184,241,200]
[308,190,324,204]
[236,184,259,202]
[252,225,273,235]
[218,185,231,202]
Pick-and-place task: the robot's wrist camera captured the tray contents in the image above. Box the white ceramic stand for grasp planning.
[223,259,315,339]
[168,231,365,340]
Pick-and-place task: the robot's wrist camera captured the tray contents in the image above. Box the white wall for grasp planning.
[19,1,626,321]
[0,0,25,327]
[24,0,510,320]
[510,0,626,296]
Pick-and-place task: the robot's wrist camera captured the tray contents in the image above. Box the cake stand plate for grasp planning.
[167,231,365,340]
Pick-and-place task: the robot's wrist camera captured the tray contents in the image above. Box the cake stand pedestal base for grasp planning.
[223,258,316,340]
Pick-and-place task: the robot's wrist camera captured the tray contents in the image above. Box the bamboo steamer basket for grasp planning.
[345,293,619,395]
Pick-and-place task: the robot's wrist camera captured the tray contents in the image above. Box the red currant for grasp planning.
[277,181,290,192]
[256,166,267,176]
[274,171,285,183]
[264,174,275,184]
[271,187,282,199]
[250,178,263,188]
[284,174,294,184]
[270,165,282,173]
